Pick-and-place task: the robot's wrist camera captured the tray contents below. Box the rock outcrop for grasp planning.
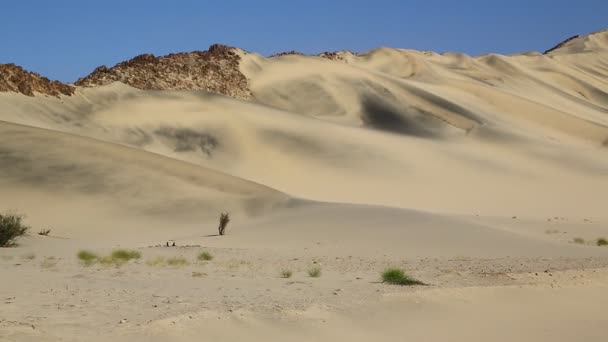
[75,44,251,99]
[0,63,75,97]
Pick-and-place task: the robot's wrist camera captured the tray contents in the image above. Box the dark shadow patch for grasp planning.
[360,95,445,137]
[400,84,484,125]
[155,127,219,157]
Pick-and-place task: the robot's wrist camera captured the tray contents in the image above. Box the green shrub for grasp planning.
[77,250,98,266]
[197,251,213,261]
[307,266,321,278]
[381,268,425,286]
[0,213,30,247]
[597,238,608,246]
[111,249,141,261]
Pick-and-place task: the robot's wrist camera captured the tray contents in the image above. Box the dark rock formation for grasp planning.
[75,44,251,99]
[0,64,75,97]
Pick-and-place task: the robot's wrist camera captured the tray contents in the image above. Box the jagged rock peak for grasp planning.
[0,63,75,97]
[75,44,251,99]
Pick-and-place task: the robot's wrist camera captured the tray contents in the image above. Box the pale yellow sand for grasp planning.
[1,30,608,341]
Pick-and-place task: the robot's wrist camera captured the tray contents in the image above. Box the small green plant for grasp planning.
[0,213,30,247]
[166,256,189,266]
[382,268,425,286]
[38,229,51,236]
[597,238,608,246]
[308,266,321,278]
[573,237,585,244]
[197,251,213,261]
[77,250,98,266]
[280,269,293,278]
[218,212,230,236]
[111,249,141,261]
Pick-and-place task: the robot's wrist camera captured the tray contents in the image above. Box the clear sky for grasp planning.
[1,0,606,82]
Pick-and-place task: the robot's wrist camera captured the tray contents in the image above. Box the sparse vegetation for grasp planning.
[146,256,189,267]
[197,251,213,261]
[218,212,230,236]
[111,249,141,261]
[280,269,293,278]
[308,266,321,278]
[192,271,206,277]
[166,256,189,266]
[77,250,99,266]
[573,237,585,244]
[77,249,141,267]
[381,268,425,286]
[38,229,51,236]
[0,213,30,247]
[597,238,608,246]
[146,256,167,266]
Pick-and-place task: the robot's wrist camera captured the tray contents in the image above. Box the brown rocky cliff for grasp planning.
[0,64,75,97]
[75,44,251,99]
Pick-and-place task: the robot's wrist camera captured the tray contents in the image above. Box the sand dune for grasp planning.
[2,30,608,342]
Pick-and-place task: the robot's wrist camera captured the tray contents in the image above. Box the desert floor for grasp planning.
[2,32,608,341]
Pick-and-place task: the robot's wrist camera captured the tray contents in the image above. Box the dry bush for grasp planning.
[218,212,230,236]
[0,213,29,247]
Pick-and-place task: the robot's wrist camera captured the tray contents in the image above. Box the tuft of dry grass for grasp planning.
[166,257,189,267]
[192,271,206,278]
[218,212,230,236]
[38,229,51,236]
[0,213,29,247]
[280,269,293,278]
[307,266,321,278]
[573,237,585,244]
[146,256,189,267]
[197,251,213,261]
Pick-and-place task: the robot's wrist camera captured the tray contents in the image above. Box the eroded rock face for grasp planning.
[0,64,75,97]
[75,44,251,99]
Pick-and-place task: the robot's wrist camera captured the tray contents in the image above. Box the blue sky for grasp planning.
[1,0,606,82]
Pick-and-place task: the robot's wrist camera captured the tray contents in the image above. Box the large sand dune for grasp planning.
[1,30,608,341]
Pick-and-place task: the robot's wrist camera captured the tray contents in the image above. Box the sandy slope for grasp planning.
[2,30,608,341]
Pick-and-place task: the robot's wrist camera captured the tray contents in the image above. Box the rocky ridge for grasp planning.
[75,44,251,100]
[0,63,75,97]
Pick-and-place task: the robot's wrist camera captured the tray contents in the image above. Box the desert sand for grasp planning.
[1,30,608,341]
